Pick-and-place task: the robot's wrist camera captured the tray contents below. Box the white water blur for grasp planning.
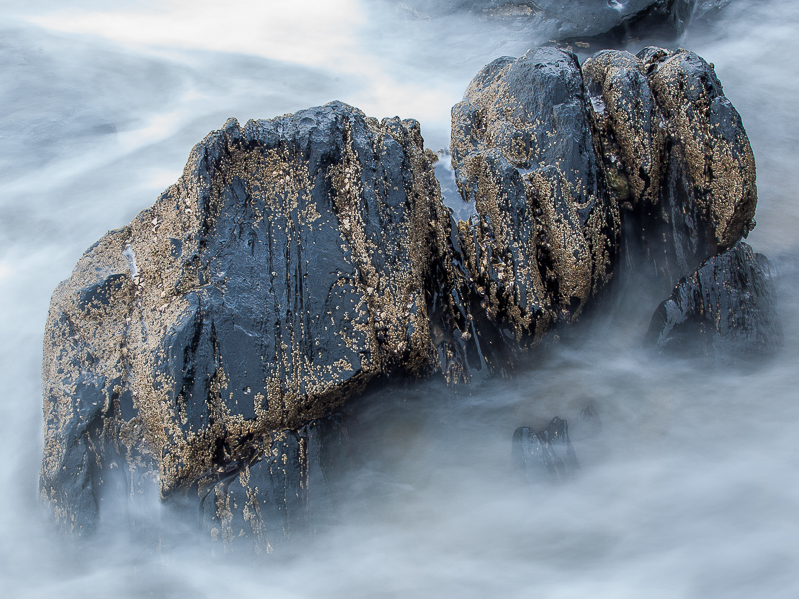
[1,0,798,596]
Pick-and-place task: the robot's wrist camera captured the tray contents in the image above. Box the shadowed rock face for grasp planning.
[40,101,452,535]
[583,47,757,295]
[645,241,783,360]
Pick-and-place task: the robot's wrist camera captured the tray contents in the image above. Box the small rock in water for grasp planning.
[512,416,580,483]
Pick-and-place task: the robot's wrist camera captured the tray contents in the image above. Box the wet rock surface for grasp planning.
[645,241,783,359]
[198,414,350,554]
[446,45,758,368]
[449,47,620,370]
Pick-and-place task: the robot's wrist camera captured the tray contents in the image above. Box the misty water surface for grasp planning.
[1,1,798,597]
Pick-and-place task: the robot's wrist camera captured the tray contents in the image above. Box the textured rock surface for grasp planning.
[40,101,451,536]
[512,417,580,483]
[583,47,757,294]
[645,241,782,359]
[449,47,619,361]
[395,1,697,43]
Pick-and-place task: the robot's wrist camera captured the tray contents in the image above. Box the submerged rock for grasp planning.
[572,404,603,441]
[645,241,782,359]
[512,417,580,483]
[40,101,452,536]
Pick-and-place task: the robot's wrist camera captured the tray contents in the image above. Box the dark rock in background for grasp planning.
[645,241,783,359]
[512,417,580,483]
[394,1,699,46]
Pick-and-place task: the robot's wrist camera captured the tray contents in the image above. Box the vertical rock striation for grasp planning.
[448,47,619,375]
[583,47,757,294]
[394,1,699,45]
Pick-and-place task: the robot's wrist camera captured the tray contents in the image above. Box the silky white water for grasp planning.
[1,1,798,596]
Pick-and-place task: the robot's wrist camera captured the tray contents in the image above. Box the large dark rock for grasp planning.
[395,1,698,44]
[40,101,452,537]
[582,46,757,296]
[645,241,782,359]
[447,46,760,366]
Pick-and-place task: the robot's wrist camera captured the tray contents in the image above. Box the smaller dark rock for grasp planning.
[512,416,579,483]
[645,241,783,360]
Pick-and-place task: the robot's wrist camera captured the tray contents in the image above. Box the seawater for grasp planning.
[1,1,798,597]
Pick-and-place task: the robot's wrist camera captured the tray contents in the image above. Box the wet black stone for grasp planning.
[583,47,757,301]
[645,241,783,360]
[448,47,619,376]
[41,100,446,541]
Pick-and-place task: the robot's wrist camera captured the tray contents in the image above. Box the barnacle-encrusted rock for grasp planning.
[645,241,782,359]
[583,47,757,293]
[449,47,620,362]
[40,101,451,536]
